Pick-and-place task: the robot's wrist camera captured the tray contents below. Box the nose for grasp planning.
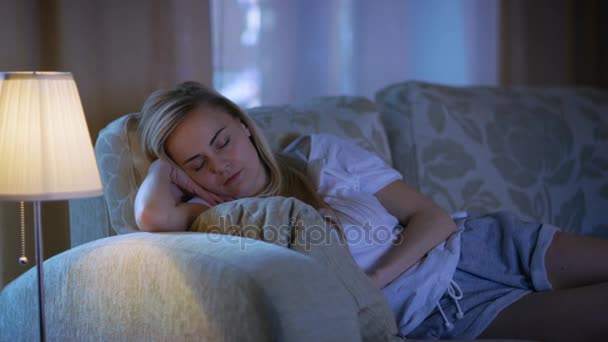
[208,157,230,175]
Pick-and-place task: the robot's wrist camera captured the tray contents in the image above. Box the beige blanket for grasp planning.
[191,196,400,342]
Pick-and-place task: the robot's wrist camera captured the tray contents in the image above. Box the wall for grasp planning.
[1,0,212,288]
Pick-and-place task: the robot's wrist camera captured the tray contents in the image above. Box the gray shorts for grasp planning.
[393,211,560,340]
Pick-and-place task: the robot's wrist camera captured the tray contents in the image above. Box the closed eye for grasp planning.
[218,138,230,148]
[194,139,229,172]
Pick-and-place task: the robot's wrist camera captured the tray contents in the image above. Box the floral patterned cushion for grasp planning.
[94,96,393,235]
[95,113,145,234]
[376,81,608,237]
[248,96,393,166]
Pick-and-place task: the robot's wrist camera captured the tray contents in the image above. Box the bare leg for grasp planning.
[479,231,608,340]
[479,282,608,341]
[545,232,608,289]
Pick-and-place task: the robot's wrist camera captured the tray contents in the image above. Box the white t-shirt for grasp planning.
[283,134,461,334]
[282,133,403,272]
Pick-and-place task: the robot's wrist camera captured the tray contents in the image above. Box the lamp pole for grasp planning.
[33,201,46,342]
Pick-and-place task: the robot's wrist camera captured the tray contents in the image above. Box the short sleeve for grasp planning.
[313,134,402,194]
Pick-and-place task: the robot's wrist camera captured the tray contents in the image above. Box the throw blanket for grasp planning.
[191,196,401,342]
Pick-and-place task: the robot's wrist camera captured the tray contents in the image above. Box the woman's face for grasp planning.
[166,105,269,198]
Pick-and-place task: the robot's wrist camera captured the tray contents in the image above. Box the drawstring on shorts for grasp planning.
[435,280,464,331]
[436,211,468,331]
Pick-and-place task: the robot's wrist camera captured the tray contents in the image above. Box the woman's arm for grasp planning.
[367,179,457,289]
[134,159,217,232]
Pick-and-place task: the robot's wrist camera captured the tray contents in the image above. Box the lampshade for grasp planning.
[0,71,102,201]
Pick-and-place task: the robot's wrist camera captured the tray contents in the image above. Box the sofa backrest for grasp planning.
[71,81,608,246]
[70,96,393,245]
[376,81,608,237]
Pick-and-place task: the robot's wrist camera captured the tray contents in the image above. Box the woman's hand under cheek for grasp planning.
[157,159,236,206]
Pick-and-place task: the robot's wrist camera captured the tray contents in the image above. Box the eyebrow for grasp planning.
[182,126,227,165]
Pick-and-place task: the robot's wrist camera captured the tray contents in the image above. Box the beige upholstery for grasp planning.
[0,233,362,341]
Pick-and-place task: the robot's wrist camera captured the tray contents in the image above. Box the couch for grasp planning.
[1,81,606,341]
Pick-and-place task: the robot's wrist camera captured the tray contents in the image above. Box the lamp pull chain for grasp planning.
[18,201,29,265]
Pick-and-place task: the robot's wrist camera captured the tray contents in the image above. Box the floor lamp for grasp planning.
[0,72,103,341]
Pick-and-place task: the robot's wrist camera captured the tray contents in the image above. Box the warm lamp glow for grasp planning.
[0,71,102,200]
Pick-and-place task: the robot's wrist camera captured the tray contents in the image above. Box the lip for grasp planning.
[224,170,242,186]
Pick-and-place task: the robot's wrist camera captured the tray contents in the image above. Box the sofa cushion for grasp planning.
[190,196,401,342]
[376,81,608,237]
[94,96,392,235]
[248,96,393,166]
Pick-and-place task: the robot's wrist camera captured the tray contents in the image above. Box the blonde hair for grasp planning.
[139,81,338,224]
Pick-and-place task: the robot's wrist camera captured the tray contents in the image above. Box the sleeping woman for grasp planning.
[134,81,608,341]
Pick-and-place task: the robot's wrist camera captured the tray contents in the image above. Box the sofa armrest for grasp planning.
[69,196,113,248]
[0,233,361,342]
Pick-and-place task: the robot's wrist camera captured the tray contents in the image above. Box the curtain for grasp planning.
[212,0,500,106]
[0,0,212,288]
[500,0,608,88]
